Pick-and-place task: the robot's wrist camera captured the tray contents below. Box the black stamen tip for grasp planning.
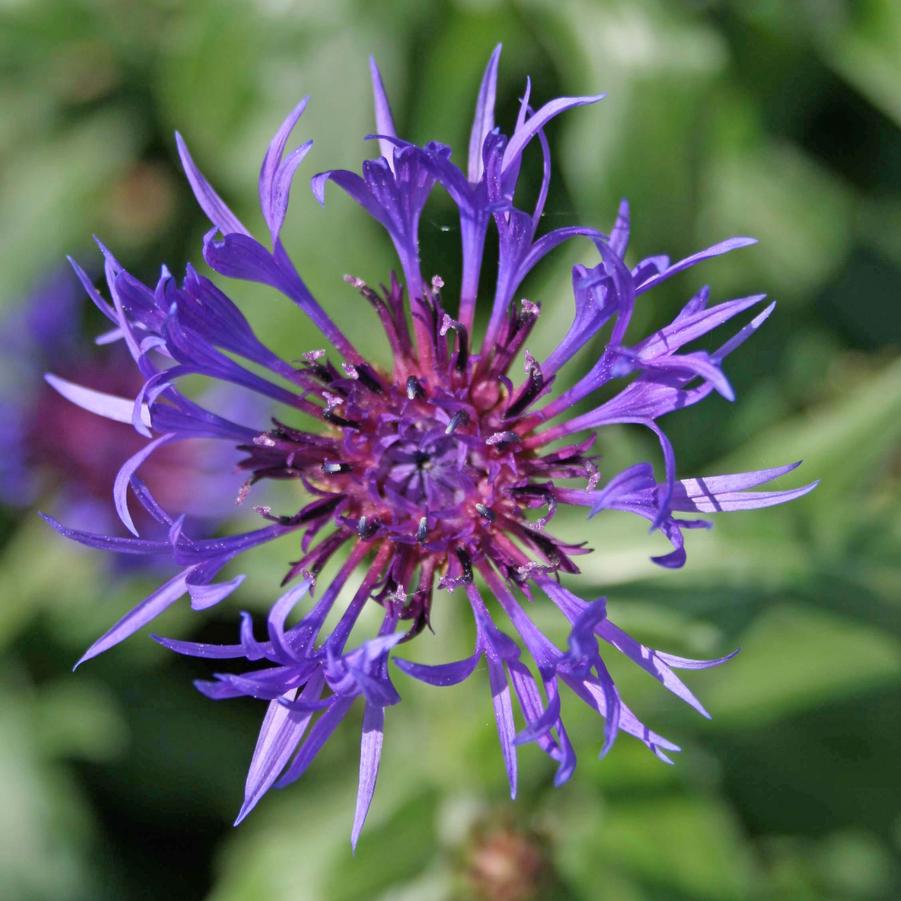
[505,371,546,420]
[297,494,343,523]
[356,364,384,394]
[455,548,473,584]
[487,430,521,447]
[323,410,360,429]
[322,460,351,475]
[417,516,429,543]
[455,325,469,372]
[445,410,468,435]
[406,376,424,400]
[475,503,495,523]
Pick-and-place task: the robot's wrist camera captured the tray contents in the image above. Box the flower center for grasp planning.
[336,378,497,542]
[376,416,476,508]
[236,278,597,590]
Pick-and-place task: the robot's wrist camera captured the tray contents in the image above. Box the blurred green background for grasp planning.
[1,0,900,899]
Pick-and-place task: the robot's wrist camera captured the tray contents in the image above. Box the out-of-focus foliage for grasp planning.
[0,0,898,899]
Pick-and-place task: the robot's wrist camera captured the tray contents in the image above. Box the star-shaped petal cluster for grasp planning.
[43,46,815,847]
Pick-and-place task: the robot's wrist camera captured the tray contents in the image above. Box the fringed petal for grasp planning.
[44,373,151,429]
[259,96,312,242]
[635,237,757,294]
[275,696,355,788]
[468,44,502,183]
[235,671,325,825]
[368,57,398,170]
[176,132,249,236]
[75,568,192,667]
[351,702,385,850]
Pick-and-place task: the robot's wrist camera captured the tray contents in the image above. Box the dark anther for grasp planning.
[321,460,351,475]
[406,376,424,400]
[323,409,360,429]
[512,483,552,498]
[455,325,469,372]
[455,548,474,584]
[307,362,333,384]
[399,604,431,642]
[475,503,495,523]
[297,494,343,523]
[417,516,429,543]
[356,364,384,394]
[504,368,547,420]
[486,430,521,447]
[269,418,335,448]
[414,450,431,469]
[519,527,579,574]
[357,516,379,539]
[445,410,468,435]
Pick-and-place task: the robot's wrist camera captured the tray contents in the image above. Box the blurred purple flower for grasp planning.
[0,269,237,535]
[44,46,815,845]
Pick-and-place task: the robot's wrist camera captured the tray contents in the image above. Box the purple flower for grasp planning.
[44,47,816,845]
[0,269,236,540]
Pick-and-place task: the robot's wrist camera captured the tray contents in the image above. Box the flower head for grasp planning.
[44,46,815,845]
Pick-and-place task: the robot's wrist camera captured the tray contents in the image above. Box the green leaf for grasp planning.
[34,679,127,763]
[561,793,756,900]
[0,108,141,296]
[821,0,901,128]
[715,357,901,531]
[706,604,901,727]
[0,679,102,899]
[699,141,853,301]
